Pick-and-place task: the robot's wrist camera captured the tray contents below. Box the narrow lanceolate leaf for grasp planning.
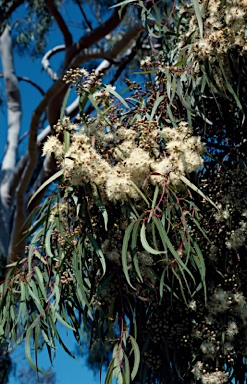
[16,281,27,323]
[64,130,70,154]
[105,84,130,109]
[131,220,143,283]
[192,0,203,38]
[122,221,137,290]
[28,280,44,315]
[55,312,75,331]
[172,267,188,305]
[34,266,47,302]
[28,227,43,273]
[45,228,55,259]
[87,92,111,126]
[152,217,196,285]
[129,181,150,206]
[28,169,64,207]
[149,93,164,125]
[94,195,108,231]
[87,233,106,276]
[159,269,166,300]
[129,335,140,381]
[179,175,218,209]
[25,325,49,374]
[140,222,164,255]
[34,325,40,369]
[148,184,160,223]
[109,0,136,8]
[177,79,196,112]
[124,354,131,384]
[191,239,207,303]
[166,104,177,127]
[104,358,116,384]
[60,86,72,121]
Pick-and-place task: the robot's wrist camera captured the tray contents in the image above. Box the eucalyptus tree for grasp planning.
[0,0,147,381]
[0,1,247,384]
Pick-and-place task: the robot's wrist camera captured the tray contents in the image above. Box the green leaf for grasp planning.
[109,0,136,8]
[131,220,143,283]
[28,280,44,315]
[28,227,44,273]
[87,92,111,126]
[34,266,47,302]
[179,175,218,209]
[122,221,137,290]
[129,335,140,380]
[105,358,116,384]
[159,269,166,300]
[192,0,203,38]
[152,217,195,284]
[94,194,108,231]
[129,181,150,206]
[148,184,160,223]
[124,354,130,384]
[25,325,49,374]
[105,84,130,109]
[172,266,188,305]
[140,222,164,255]
[60,86,72,121]
[28,169,64,207]
[166,104,177,127]
[87,233,106,276]
[55,312,75,331]
[45,228,55,259]
[149,93,164,125]
[177,78,196,112]
[64,130,70,154]
[191,239,207,303]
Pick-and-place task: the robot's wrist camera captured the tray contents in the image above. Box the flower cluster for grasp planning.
[63,68,103,92]
[192,361,229,384]
[225,216,247,250]
[181,0,247,62]
[43,113,205,202]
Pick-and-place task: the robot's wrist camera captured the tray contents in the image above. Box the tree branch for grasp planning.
[71,22,144,67]
[74,8,126,54]
[74,0,93,31]
[0,73,45,96]
[44,0,73,47]
[41,45,66,80]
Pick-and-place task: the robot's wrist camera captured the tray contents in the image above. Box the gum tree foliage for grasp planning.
[0,0,147,381]
[0,1,247,384]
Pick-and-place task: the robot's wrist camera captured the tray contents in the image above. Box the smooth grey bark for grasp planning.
[0,25,22,259]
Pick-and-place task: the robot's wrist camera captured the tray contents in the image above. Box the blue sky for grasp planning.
[8,326,102,383]
[0,2,113,383]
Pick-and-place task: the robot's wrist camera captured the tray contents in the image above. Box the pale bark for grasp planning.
[0,25,22,259]
[41,45,66,81]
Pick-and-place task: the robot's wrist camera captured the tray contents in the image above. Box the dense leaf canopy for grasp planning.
[0,0,247,383]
